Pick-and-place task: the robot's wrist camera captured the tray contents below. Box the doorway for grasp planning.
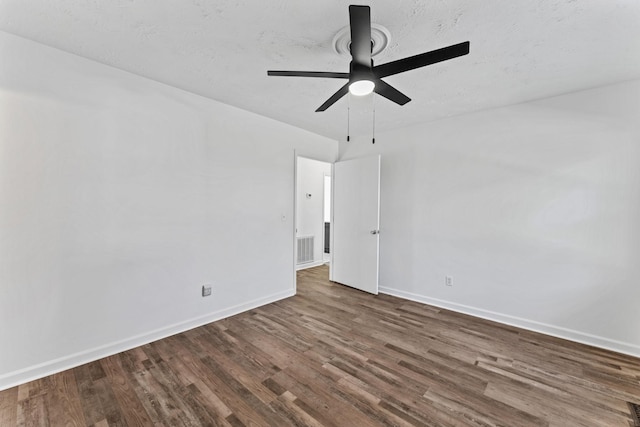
[323,174,331,263]
[295,157,332,271]
[294,154,381,295]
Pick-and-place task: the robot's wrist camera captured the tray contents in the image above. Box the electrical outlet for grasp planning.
[202,285,212,297]
[445,276,453,286]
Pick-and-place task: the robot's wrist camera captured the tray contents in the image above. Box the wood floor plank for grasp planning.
[199,357,291,426]
[99,355,151,426]
[158,339,236,424]
[43,370,87,427]
[269,391,326,427]
[483,378,619,427]
[16,393,49,427]
[73,363,108,426]
[0,387,18,426]
[134,344,203,426]
[3,265,640,426]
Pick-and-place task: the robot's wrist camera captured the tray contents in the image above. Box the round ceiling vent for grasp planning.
[332,24,391,58]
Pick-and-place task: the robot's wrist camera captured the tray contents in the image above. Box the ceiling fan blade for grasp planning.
[349,5,372,67]
[316,83,350,112]
[373,41,470,78]
[267,71,349,79]
[374,79,411,106]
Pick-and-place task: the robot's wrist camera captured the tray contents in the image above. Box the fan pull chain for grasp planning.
[347,93,351,142]
[372,93,376,144]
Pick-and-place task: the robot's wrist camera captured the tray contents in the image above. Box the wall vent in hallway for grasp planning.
[297,236,314,264]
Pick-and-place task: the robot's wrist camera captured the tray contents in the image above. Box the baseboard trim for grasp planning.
[0,289,295,391]
[379,286,640,359]
[295,260,325,271]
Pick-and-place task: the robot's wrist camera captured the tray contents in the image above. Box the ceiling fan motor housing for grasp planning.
[350,61,375,84]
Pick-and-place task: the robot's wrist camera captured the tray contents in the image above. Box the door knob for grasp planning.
[370,230,379,235]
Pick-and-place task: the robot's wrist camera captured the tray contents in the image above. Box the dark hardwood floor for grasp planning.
[2,265,640,426]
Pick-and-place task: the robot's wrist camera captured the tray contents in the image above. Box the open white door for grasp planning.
[331,155,381,294]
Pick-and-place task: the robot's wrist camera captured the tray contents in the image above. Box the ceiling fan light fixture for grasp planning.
[349,79,375,96]
[267,5,470,112]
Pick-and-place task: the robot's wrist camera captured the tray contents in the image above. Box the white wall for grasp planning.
[296,157,331,267]
[340,80,640,357]
[0,31,337,390]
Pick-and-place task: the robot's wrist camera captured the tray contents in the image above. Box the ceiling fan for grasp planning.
[267,5,470,112]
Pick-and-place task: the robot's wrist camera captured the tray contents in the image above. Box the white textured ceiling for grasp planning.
[1,0,639,140]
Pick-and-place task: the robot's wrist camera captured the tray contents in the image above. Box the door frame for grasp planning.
[293,153,334,293]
